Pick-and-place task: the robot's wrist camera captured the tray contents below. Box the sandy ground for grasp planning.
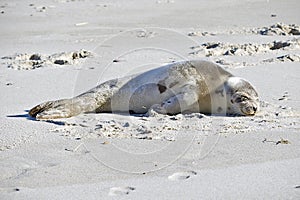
[0,0,300,199]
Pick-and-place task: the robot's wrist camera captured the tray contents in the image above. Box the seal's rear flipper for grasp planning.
[29,101,54,118]
[29,99,81,120]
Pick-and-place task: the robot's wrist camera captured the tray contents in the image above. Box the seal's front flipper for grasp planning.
[150,89,199,115]
[29,99,82,120]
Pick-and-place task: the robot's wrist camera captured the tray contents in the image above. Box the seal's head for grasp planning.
[225,77,259,116]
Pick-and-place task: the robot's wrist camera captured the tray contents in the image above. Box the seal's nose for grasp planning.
[253,106,257,112]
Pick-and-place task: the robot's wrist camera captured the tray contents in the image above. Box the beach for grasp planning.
[0,0,300,199]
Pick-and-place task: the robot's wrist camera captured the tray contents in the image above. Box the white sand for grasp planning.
[0,0,300,199]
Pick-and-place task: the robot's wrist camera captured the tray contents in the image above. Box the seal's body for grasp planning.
[29,60,259,119]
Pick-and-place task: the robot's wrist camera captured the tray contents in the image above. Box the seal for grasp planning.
[29,60,259,120]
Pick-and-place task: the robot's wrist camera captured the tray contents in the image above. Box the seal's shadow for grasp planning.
[6,110,66,126]
[7,110,32,120]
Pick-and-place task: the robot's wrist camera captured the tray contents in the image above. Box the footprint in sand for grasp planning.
[168,171,197,181]
[108,186,135,196]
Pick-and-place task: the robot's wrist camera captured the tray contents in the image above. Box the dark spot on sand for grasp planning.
[270,41,290,50]
[207,43,220,49]
[72,52,79,59]
[158,84,167,93]
[29,54,41,60]
[65,148,72,151]
[54,60,68,65]
[112,59,125,63]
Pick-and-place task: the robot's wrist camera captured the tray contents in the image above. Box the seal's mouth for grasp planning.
[241,105,258,116]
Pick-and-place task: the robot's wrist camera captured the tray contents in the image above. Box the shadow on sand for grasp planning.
[7,111,66,126]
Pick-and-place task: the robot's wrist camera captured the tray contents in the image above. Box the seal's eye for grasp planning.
[235,95,249,103]
[241,95,249,101]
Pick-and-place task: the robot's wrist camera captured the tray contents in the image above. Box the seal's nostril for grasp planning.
[253,107,257,112]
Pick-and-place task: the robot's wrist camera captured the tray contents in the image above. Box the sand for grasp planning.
[0,0,300,199]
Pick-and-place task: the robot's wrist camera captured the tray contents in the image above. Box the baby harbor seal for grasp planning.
[29,60,259,120]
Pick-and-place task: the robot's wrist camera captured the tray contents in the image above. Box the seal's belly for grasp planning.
[128,83,177,113]
[107,65,187,113]
[110,82,175,113]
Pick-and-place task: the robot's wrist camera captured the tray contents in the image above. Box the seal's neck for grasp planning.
[223,77,244,115]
